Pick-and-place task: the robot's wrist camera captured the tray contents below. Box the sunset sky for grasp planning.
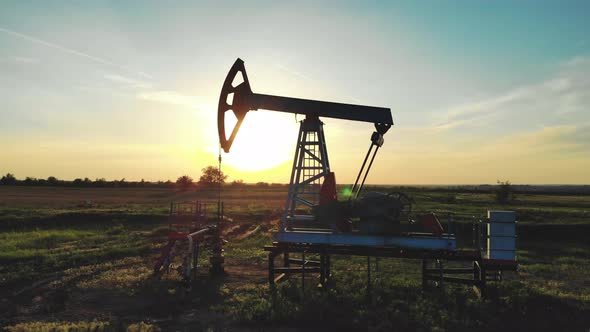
[1,1,589,184]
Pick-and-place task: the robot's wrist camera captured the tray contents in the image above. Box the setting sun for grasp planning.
[216,111,298,172]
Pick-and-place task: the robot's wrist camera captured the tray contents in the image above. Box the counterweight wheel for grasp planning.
[217,59,253,153]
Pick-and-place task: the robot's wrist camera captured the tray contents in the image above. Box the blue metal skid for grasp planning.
[273,231,457,251]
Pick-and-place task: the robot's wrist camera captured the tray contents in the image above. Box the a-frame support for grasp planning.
[281,115,330,231]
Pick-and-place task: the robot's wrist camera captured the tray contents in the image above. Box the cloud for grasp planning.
[103,74,152,89]
[137,90,210,110]
[382,54,590,183]
[273,63,312,82]
[433,56,590,130]
[375,123,590,184]
[501,124,590,155]
[13,56,38,64]
[100,76,214,114]
[0,27,151,79]
[0,55,39,64]
[449,124,587,159]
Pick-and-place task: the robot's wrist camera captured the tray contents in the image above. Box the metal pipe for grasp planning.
[187,227,211,260]
[351,144,374,200]
[356,145,380,198]
[187,227,211,239]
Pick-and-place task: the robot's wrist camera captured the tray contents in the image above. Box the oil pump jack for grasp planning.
[149,57,518,294]
[146,58,519,296]
[219,58,456,250]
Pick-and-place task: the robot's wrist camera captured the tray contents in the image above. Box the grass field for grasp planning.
[0,185,589,331]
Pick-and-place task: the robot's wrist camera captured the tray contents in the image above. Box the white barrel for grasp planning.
[487,211,517,261]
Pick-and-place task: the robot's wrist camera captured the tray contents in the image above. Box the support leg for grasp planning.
[301,251,306,295]
[367,256,372,297]
[422,259,428,289]
[268,251,277,285]
[326,255,331,282]
[193,241,199,279]
[437,259,444,288]
[473,259,485,298]
[319,253,326,287]
[480,260,487,298]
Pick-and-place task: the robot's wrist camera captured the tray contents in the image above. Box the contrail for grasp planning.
[0,27,151,79]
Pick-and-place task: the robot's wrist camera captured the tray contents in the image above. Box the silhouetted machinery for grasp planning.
[218,58,453,249]
[217,59,519,294]
[217,59,455,249]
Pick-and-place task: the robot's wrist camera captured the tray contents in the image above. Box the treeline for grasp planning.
[0,173,289,189]
[3,172,586,195]
[0,173,175,188]
[359,184,590,196]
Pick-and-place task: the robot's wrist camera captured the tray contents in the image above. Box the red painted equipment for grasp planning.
[418,212,444,236]
[319,172,337,205]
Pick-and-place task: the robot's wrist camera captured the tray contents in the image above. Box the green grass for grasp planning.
[0,185,589,330]
[4,320,114,332]
[0,223,152,286]
[223,270,588,331]
[225,228,271,264]
[4,320,161,332]
[219,247,590,331]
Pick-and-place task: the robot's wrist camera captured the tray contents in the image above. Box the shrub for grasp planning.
[176,175,194,191]
[0,173,17,185]
[231,179,245,187]
[47,176,59,186]
[495,180,515,204]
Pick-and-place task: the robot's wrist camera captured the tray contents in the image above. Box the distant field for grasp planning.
[0,185,589,330]
[0,186,288,209]
[2,185,589,223]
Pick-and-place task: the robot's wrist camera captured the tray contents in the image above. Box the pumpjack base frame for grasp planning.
[273,231,457,250]
[265,241,517,297]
